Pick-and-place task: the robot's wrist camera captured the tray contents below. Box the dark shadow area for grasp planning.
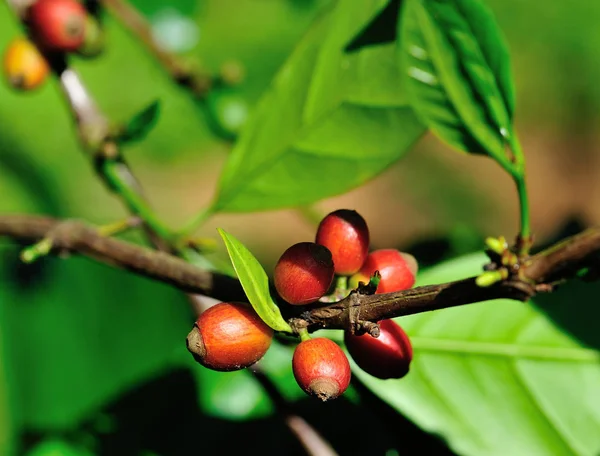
[523,218,600,351]
[345,0,400,52]
[351,378,455,456]
[19,366,454,456]
[2,244,54,293]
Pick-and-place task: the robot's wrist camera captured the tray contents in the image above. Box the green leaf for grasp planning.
[217,229,292,333]
[354,253,600,456]
[119,100,161,144]
[0,255,191,430]
[399,0,516,167]
[211,0,425,212]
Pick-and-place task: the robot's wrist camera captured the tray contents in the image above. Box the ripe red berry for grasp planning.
[28,0,87,52]
[186,302,273,372]
[316,209,370,275]
[292,338,351,401]
[351,249,418,294]
[3,37,49,90]
[274,242,334,305]
[344,319,413,379]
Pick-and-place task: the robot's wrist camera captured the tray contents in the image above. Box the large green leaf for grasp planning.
[0,254,191,430]
[399,0,515,164]
[354,253,600,456]
[211,0,425,212]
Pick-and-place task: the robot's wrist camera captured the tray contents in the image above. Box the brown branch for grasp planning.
[2,215,600,334]
[1,214,334,453]
[295,228,600,333]
[0,215,244,302]
[101,0,213,97]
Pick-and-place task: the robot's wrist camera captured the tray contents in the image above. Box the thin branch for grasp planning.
[2,215,600,333]
[101,0,213,97]
[296,228,600,333]
[0,215,244,303]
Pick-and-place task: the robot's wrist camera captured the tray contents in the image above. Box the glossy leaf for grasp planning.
[211,0,425,212]
[354,253,600,456]
[119,100,161,144]
[217,229,292,333]
[399,0,516,165]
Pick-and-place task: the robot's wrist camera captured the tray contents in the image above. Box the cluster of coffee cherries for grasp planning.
[186,209,417,401]
[3,0,102,91]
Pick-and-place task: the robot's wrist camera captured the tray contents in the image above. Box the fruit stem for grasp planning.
[335,276,348,292]
[298,328,311,342]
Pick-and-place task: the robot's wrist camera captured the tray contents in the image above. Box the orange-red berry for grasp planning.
[344,319,413,379]
[316,209,370,275]
[28,0,87,52]
[3,38,49,90]
[352,249,417,294]
[292,338,351,401]
[186,302,273,372]
[274,242,334,305]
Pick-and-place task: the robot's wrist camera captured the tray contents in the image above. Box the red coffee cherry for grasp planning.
[28,0,87,52]
[274,242,334,305]
[315,209,370,275]
[292,338,351,401]
[352,249,418,294]
[186,302,273,372]
[3,37,49,90]
[344,319,413,379]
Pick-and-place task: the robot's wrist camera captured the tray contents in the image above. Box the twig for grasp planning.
[0,215,244,302]
[2,214,600,332]
[101,0,213,97]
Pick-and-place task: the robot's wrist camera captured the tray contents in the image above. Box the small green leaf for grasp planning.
[399,0,517,170]
[119,100,161,144]
[217,229,292,333]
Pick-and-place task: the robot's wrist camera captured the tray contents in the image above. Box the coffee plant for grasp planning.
[0,0,599,454]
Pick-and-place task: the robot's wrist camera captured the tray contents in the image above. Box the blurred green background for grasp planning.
[1,0,600,454]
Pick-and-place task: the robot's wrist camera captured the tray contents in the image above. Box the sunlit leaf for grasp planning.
[212,0,425,212]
